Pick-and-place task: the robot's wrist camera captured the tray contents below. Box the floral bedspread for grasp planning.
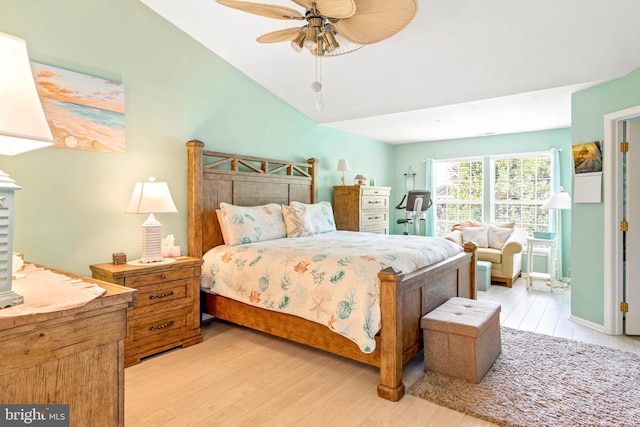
[201,231,463,353]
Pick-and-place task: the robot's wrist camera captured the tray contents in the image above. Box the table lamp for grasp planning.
[542,187,572,286]
[337,159,350,185]
[0,32,55,308]
[126,177,178,264]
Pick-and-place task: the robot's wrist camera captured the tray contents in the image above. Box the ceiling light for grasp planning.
[322,30,339,53]
[304,23,318,50]
[290,31,305,52]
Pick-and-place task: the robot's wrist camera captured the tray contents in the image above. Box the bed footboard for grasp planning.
[376,242,476,401]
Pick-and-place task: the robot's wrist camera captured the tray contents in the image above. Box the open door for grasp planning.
[624,119,640,335]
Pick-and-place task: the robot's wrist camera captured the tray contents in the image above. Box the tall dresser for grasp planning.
[333,185,391,234]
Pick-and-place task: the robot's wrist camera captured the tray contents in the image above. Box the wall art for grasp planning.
[31,62,125,153]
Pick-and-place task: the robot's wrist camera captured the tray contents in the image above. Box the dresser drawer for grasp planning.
[360,209,388,227]
[123,266,195,287]
[361,195,389,211]
[361,224,389,234]
[128,307,192,343]
[134,278,190,309]
[362,187,390,197]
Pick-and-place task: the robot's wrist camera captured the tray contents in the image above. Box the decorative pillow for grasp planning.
[491,222,515,229]
[215,209,231,245]
[219,202,286,245]
[488,225,514,249]
[290,201,336,234]
[461,226,489,248]
[282,204,313,238]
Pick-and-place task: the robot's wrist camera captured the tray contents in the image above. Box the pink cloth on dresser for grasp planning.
[0,264,106,318]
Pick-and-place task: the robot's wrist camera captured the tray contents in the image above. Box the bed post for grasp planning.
[187,140,204,259]
[307,157,319,203]
[377,267,405,401]
[464,242,478,299]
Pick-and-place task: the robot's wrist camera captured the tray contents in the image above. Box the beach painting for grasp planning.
[31,62,125,153]
[572,141,602,174]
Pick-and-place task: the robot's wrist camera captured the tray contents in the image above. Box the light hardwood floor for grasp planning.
[125,277,640,426]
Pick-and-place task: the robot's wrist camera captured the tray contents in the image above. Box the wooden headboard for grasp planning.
[186,140,319,258]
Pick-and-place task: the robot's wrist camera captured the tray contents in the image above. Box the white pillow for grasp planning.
[219,202,286,245]
[282,204,313,238]
[461,226,489,248]
[488,225,514,249]
[215,209,231,244]
[290,201,336,234]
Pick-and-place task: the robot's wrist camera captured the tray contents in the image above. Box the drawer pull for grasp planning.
[149,291,174,300]
[368,216,381,221]
[149,320,174,331]
[367,200,382,204]
[160,274,166,279]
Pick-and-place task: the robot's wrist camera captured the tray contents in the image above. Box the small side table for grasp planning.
[526,237,556,291]
[90,256,203,367]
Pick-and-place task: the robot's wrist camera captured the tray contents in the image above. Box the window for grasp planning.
[434,159,484,236]
[434,152,552,236]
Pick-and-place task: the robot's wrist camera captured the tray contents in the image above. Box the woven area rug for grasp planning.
[408,327,640,427]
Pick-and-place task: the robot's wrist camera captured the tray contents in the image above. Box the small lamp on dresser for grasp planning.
[0,32,55,308]
[337,158,350,185]
[126,177,178,264]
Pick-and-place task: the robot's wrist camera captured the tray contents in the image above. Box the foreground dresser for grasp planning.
[333,185,391,234]
[90,256,203,367]
[0,266,136,427]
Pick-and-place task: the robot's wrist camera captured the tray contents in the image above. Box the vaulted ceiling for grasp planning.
[140,0,640,143]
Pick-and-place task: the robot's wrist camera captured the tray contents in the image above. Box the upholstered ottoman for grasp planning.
[421,297,501,383]
[476,260,492,291]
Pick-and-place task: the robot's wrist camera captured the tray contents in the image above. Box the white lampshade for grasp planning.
[126,177,177,264]
[126,177,178,214]
[0,32,54,155]
[542,190,572,210]
[337,159,350,171]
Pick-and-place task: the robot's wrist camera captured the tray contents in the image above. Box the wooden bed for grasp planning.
[186,140,477,401]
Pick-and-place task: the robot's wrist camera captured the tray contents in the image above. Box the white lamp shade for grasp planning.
[0,32,54,155]
[337,159,350,172]
[126,178,178,214]
[542,191,571,210]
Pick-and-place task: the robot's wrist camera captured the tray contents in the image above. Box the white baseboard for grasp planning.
[569,314,607,334]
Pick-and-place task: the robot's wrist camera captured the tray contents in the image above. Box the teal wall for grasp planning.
[0,0,393,275]
[570,67,640,326]
[393,128,573,275]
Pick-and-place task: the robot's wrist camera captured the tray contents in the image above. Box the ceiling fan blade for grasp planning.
[216,0,304,20]
[257,27,303,43]
[290,0,356,19]
[334,0,418,45]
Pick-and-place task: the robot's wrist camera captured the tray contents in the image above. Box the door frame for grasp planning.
[603,105,640,335]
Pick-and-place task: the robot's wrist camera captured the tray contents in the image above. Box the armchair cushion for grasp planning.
[488,225,513,249]
[461,226,489,248]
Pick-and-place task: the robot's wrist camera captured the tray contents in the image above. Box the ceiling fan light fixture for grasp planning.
[290,30,305,52]
[322,30,339,53]
[303,24,318,50]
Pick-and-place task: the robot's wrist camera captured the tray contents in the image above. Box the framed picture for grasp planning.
[31,63,125,153]
[572,141,602,174]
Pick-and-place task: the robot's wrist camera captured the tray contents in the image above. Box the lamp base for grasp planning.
[127,258,176,267]
[0,289,24,309]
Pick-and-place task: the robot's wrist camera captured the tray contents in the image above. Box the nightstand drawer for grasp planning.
[129,307,191,343]
[134,279,189,309]
[361,209,388,227]
[123,266,195,287]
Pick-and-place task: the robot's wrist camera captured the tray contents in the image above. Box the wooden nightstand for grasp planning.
[90,256,203,367]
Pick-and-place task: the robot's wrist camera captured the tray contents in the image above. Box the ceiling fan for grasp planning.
[216,0,419,57]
